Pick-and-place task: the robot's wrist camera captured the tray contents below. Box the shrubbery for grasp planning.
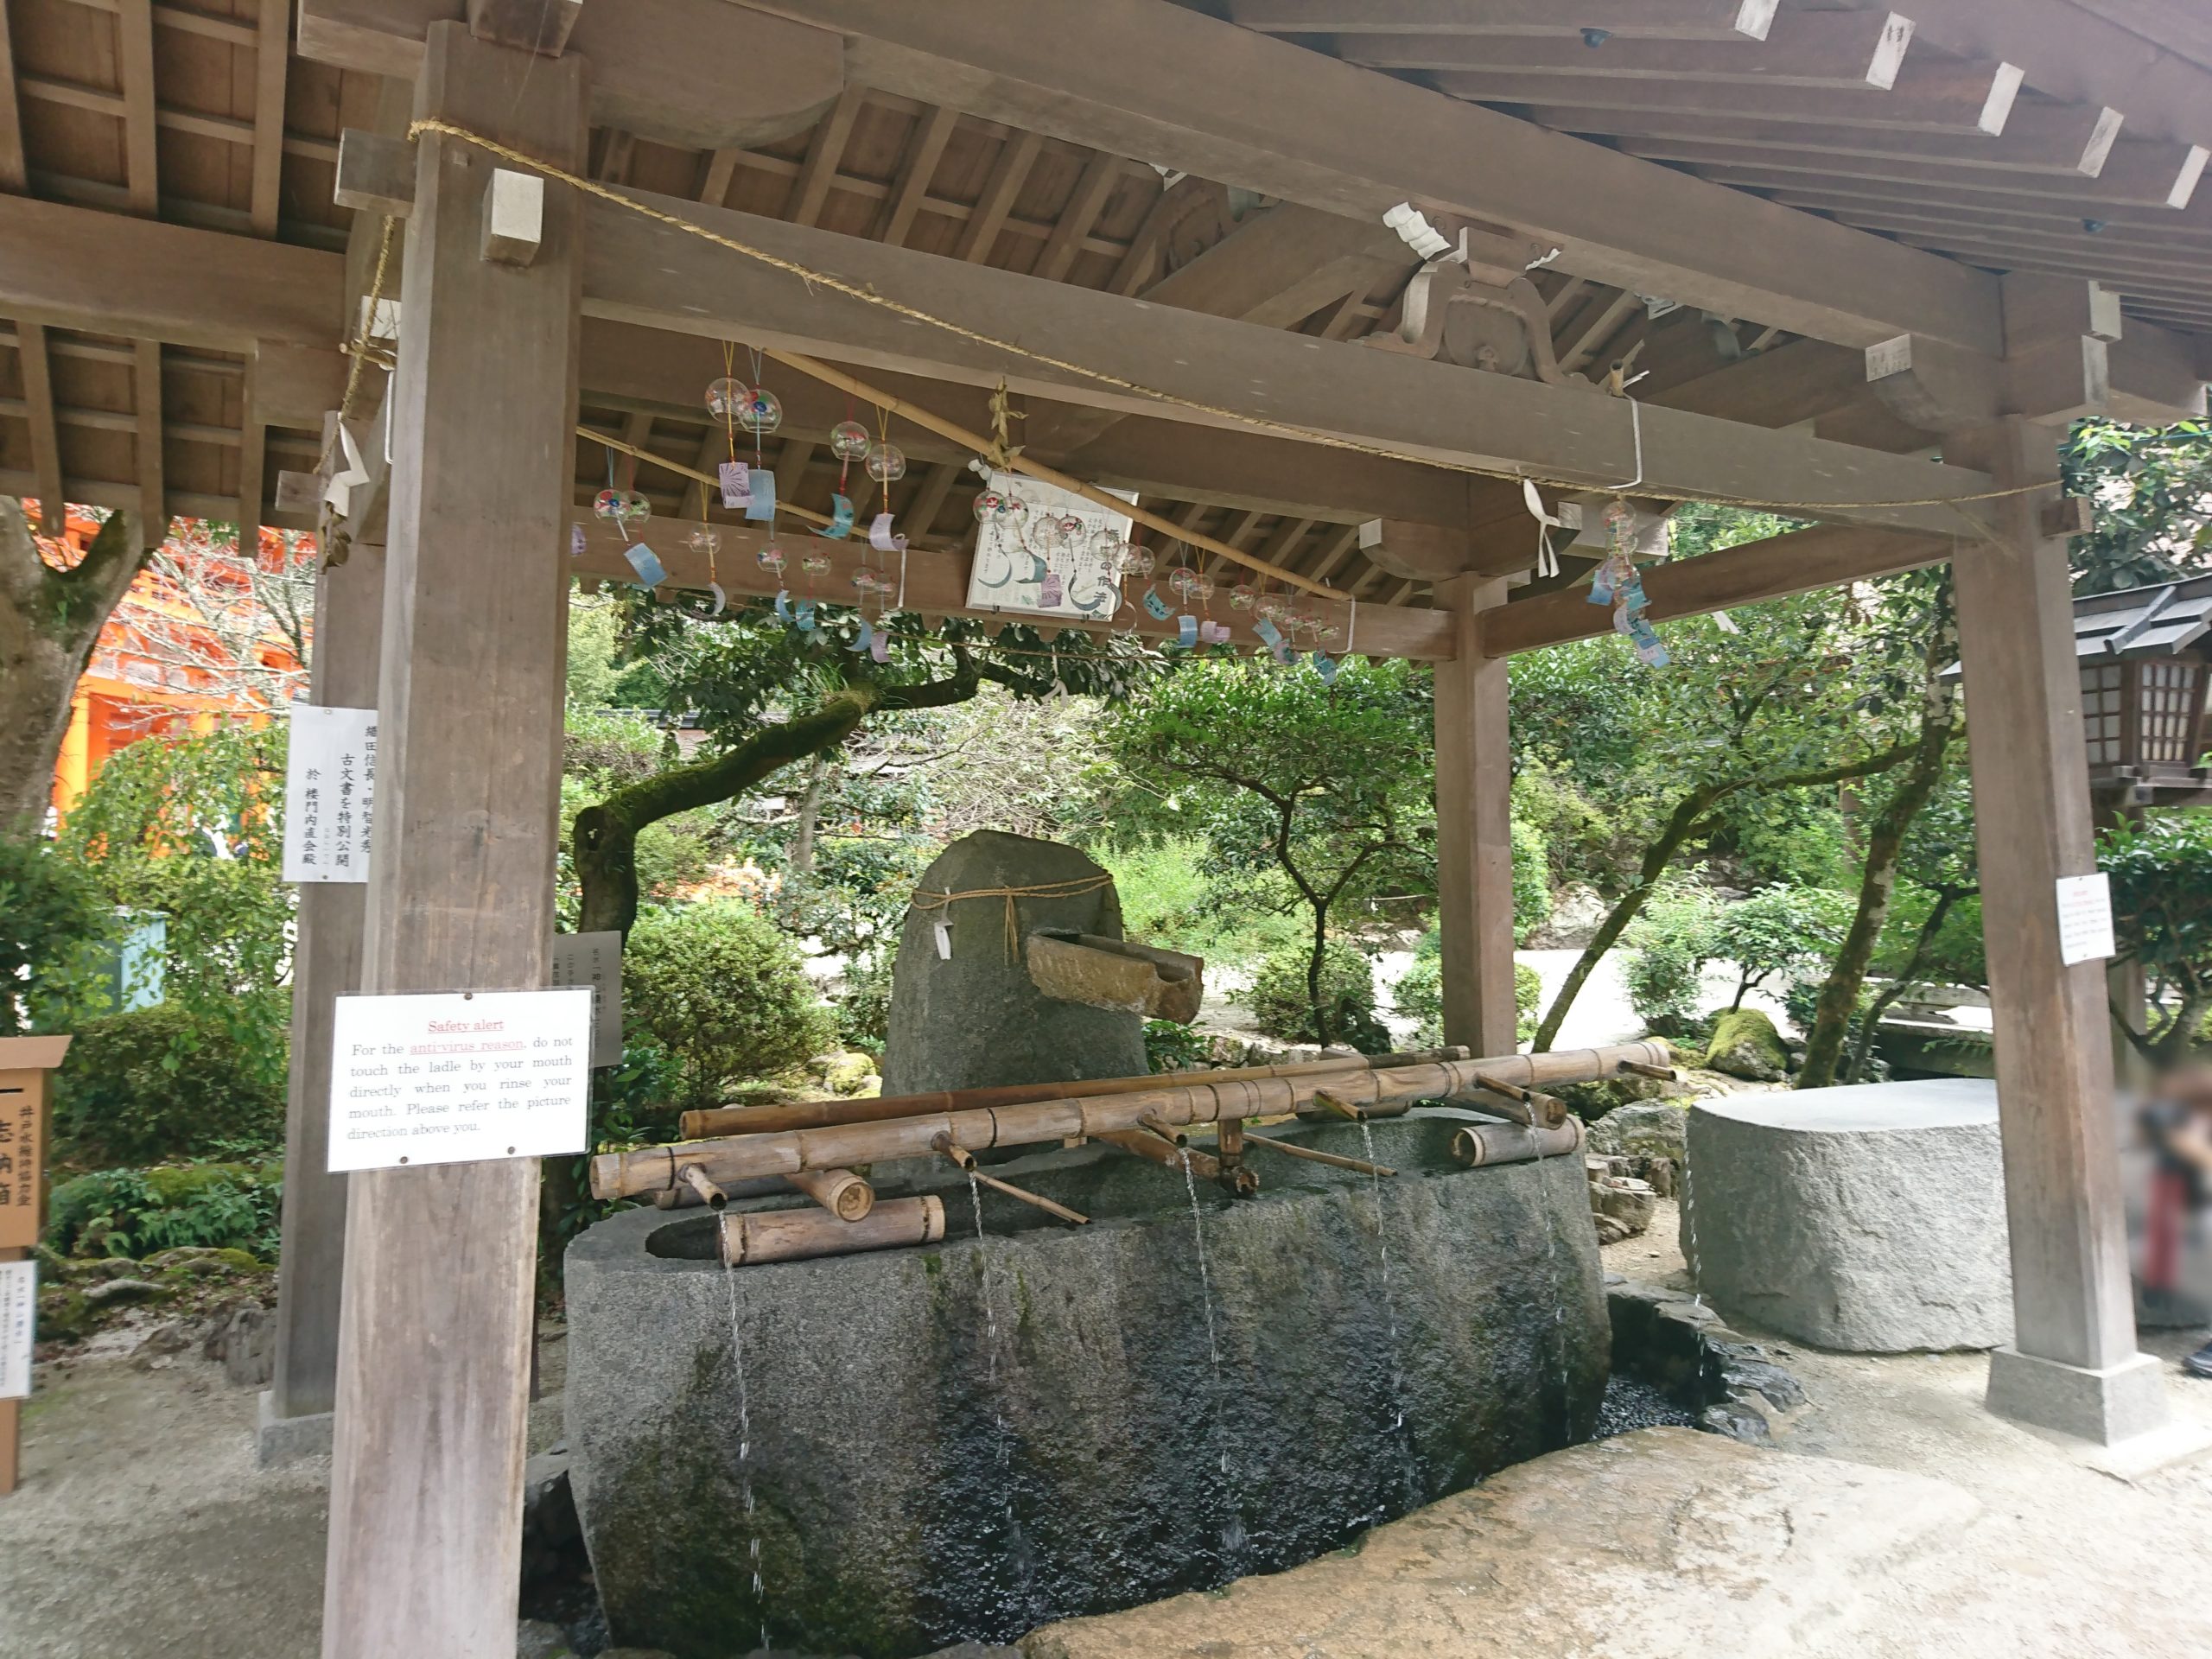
[1394,933,1543,1048]
[45,1160,283,1260]
[1510,816,1552,944]
[50,1004,287,1167]
[1623,883,1719,1038]
[620,901,835,1112]
[1242,940,1390,1052]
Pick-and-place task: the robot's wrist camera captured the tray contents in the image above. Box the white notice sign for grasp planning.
[327,988,592,1172]
[283,702,377,883]
[0,1258,35,1400]
[549,931,624,1068]
[2056,873,2117,967]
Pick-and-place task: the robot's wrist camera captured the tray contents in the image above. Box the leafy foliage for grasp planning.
[50,1003,286,1167]
[2062,419,2212,594]
[1711,884,1855,1012]
[1242,939,1389,1052]
[1143,1017,1213,1073]
[0,830,118,1034]
[619,900,836,1113]
[2102,810,2212,1063]
[1623,882,1719,1036]
[1390,932,1542,1048]
[45,1160,283,1260]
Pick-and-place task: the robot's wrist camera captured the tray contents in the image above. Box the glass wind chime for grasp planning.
[1586,499,1669,667]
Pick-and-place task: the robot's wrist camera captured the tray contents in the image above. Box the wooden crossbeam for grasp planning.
[1519,99,2128,177]
[1335,10,1915,87]
[16,70,340,163]
[956,130,1041,262]
[134,339,165,535]
[874,105,959,245]
[790,86,865,226]
[738,0,2001,350]
[1230,0,1777,37]
[571,183,1998,535]
[571,514,1458,660]
[0,1,24,193]
[1479,524,1955,656]
[1434,55,2023,136]
[1764,182,2212,245]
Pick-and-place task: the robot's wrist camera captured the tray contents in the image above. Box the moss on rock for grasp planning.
[1705,1008,1790,1083]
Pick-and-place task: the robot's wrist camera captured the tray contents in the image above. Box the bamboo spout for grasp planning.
[677,1164,728,1210]
[788,1166,874,1222]
[1099,1128,1260,1197]
[718,1197,944,1267]
[932,1134,1091,1225]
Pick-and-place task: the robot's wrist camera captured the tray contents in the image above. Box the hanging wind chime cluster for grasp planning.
[1587,499,1669,667]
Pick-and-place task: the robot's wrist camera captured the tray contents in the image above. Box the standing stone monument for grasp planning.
[883,830,1153,1096]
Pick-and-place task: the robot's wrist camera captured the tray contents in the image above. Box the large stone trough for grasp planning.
[564,1110,1609,1659]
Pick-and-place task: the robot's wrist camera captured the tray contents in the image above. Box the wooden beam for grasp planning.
[16,322,65,536]
[1897,0,2212,153]
[955,129,1041,262]
[1432,572,1516,1051]
[696,147,741,207]
[321,26,585,1657]
[1518,99,2128,178]
[789,85,865,227]
[0,0,25,192]
[1230,0,1777,37]
[266,539,385,1435]
[751,0,2002,350]
[118,0,161,213]
[1623,135,2209,211]
[1479,523,1954,655]
[873,104,959,245]
[1434,54,2023,136]
[133,339,165,536]
[575,513,1458,659]
[1033,150,1122,283]
[466,0,582,54]
[1335,10,1916,87]
[298,0,843,152]
[237,362,268,537]
[0,194,342,348]
[572,184,1998,535]
[249,0,290,234]
[1139,201,1410,328]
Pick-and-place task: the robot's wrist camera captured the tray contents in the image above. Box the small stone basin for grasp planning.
[564,1110,1608,1659]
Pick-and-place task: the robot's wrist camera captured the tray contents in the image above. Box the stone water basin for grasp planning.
[563,1109,1609,1659]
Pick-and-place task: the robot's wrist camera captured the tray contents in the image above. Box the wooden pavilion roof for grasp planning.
[1,0,2209,614]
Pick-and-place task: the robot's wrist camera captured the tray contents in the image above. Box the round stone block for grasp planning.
[1685,1078,2013,1352]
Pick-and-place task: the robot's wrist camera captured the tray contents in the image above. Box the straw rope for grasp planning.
[910,876,1116,957]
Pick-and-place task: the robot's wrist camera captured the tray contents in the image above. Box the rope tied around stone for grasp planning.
[910,875,1116,958]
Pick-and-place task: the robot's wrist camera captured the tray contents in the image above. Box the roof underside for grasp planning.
[0,0,2208,610]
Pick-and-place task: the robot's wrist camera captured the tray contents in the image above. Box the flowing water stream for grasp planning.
[1178,1149,1247,1565]
[967,1173,1036,1624]
[1356,1121,1419,1514]
[720,1264,769,1656]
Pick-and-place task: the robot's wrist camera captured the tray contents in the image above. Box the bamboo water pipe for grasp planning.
[594,1041,1669,1201]
[676,1048,1472,1141]
[931,1134,1090,1224]
[1098,1128,1259,1196]
[1459,1074,1569,1129]
[1243,1134,1396,1178]
[1449,1117,1585,1168]
[788,1166,874,1222]
[719,1197,945,1267]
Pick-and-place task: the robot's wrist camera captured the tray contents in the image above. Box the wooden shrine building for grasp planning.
[3,1,2210,1651]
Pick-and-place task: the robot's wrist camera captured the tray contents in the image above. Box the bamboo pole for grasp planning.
[676,1048,1473,1141]
[931,1134,1090,1225]
[1459,1074,1569,1129]
[718,1197,945,1267]
[1098,1128,1259,1196]
[1243,1134,1396,1178]
[762,348,1346,601]
[788,1166,874,1222]
[1449,1117,1584,1168]
[594,1041,1668,1200]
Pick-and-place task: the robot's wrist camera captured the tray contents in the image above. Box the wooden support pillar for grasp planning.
[260,540,386,1464]
[1949,415,2166,1446]
[1432,572,1518,1055]
[321,26,583,1658]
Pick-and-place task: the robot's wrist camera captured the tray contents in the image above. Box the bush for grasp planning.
[0,832,118,1034]
[1712,884,1855,1011]
[1624,884,1720,1037]
[45,1160,283,1260]
[835,951,894,1058]
[621,901,835,1112]
[1394,935,1543,1049]
[1510,816,1552,944]
[1243,940,1390,1052]
[49,1004,287,1167]
[1144,1018,1211,1073]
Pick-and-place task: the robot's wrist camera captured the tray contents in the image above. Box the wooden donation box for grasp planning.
[0,1034,70,1496]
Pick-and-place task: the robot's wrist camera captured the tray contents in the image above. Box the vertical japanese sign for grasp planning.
[0,1261,32,1400]
[283,702,378,884]
[327,988,593,1172]
[548,931,624,1068]
[0,1046,56,1253]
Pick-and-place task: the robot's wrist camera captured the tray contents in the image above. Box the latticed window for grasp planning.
[2138,658,2206,766]
[2079,662,2126,766]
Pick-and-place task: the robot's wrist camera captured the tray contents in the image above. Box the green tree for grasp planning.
[2101,810,2212,1065]
[2061,418,2212,594]
[1099,655,1433,1046]
[1712,884,1854,1013]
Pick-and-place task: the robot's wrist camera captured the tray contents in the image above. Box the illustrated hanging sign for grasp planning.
[283,702,377,884]
[0,1260,33,1401]
[964,472,1135,620]
[548,931,624,1068]
[326,988,592,1172]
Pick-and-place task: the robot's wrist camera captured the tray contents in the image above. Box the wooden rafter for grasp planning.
[0,2,23,193]
[134,338,165,533]
[789,86,866,227]
[1033,150,1122,283]
[16,322,66,534]
[1229,0,1777,38]
[249,0,290,235]
[118,0,161,214]
[874,104,959,246]
[956,130,1041,263]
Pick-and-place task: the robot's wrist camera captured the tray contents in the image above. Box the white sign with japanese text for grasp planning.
[327,988,592,1172]
[2056,873,2117,967]
[549,931,624,1068]
[0,1259,35,1401]
[283,702,377,884]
